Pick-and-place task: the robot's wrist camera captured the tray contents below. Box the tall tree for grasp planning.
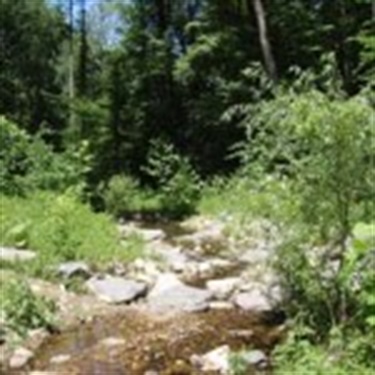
[68,0,76,129]
[78,0,88,96]
[251,0,277,81]
[0,0,66,134]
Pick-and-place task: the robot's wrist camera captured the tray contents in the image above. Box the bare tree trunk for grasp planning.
[68,0,76,130]
[251,0,277,81]
[79,0,88,96]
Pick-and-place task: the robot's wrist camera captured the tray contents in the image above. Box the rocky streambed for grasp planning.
[2,216,286,375]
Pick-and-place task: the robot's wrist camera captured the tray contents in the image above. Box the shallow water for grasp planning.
[24,309,283,375]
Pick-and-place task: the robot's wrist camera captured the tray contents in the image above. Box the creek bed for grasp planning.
[17,309,284,375]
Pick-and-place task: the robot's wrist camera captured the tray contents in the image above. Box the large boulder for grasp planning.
[147,274,213,313]
[232,289,272,312]
[86,276,147,304]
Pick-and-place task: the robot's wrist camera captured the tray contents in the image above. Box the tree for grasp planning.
[251,0,277,81]
[0,0,66,135]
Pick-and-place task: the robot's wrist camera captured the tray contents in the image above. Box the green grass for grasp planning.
[273,338,375,375]
[0,191,145,278]
[198,175,300,231]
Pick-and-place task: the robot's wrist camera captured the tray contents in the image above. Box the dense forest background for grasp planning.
[1,0,373,193]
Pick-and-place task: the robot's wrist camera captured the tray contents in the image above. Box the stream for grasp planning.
[7,219,285,375]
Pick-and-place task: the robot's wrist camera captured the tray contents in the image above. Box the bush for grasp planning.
[143,139,201,218]
[0,116,30,194]
[0,191,144,276]
[239,90,375,245]
[276,221,375,335]
[0,278,56,337]
[102,174,142,217]
[273,330,374,375]
[0,116,91,196]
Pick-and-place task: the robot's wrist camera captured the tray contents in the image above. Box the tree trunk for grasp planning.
[78,0,88,96]
[251,0,277,81]
[68,0,76,129]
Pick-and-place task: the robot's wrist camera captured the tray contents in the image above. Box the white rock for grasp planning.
[0,247,36,262]
[209,301,234,310]
[100,337,126,347]
[9,347,34,369]
[86,276,147,304]
[240,349,268,368]
[49,354,71,365]
[148,274,213,313]
[191,345,230,374]
[233,290,272,312]
[139,229,166,242]
[206,277,241,300]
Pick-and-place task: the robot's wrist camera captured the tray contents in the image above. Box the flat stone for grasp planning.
[0,247,36,262]
[150,245,189,272]
[206,277,241,300]
[148,274,213,313]
[49,354,71,365]
[233,290,272,312]
[57,261,91,278]
[240,349,268,368]
[100,337,126,347]
[140,229,166,242]
[86,276,147,304]
[229,329,254,340]
[209,301,234,310]
[9,347,34,369]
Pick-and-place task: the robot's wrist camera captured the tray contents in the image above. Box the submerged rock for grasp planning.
[147,274,213,313]
[86,276,147,304]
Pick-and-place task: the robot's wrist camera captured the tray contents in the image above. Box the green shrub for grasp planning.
[0,278,56,337]
[0,116,91,196]
[0,191,144,276]
[24,137,92,195]
[143,139,201,218]
[0,116,30,194]
[239,90,375,245]
[273,329,374,375]
[102,174,142,217]
[199,175,298,225]
[276,222,375,340]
